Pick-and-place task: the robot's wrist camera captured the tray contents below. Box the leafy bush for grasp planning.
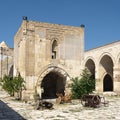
[1,75,14,96]
[71,68,95,99]
[13,74,26,100]
[0,74,25,100]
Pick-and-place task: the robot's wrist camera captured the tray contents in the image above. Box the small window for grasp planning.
[52,40,58,59]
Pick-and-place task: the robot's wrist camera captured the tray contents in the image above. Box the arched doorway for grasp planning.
[103,74,113,91]
[99,55,113,92]
[41,71,66,99]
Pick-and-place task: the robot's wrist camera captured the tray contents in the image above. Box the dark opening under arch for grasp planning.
[9,65,13,78]
[52,40,58,59]
[85,59,95,79]
[103,74,113,91]
[41,71,66,99]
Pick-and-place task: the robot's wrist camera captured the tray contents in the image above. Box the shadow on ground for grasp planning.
[0,100,26,120]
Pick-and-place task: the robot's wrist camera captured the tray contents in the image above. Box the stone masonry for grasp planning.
[1,17,120,100]
[0,41,13,78]
[14,17,84,100]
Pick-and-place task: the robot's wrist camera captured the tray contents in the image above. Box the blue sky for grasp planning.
[0,0,120,50]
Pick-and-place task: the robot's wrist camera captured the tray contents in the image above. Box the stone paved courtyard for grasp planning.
[0,89,120,120]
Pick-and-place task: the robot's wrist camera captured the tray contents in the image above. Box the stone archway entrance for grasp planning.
[36,65,70,99]
[103,74,113,91]
[99,55,113,92]
[41,71,66,99]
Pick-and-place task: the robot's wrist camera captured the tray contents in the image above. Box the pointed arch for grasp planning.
[36,65,70,99]
[99,52,115,65]
[99,54,114,92]
[85,57,96,79]
[99,54,113,76]
[41,71,66,99]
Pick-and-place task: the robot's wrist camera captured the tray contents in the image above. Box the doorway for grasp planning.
[41,71,66,99]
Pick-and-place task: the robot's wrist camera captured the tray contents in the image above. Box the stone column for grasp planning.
[113,66,120,93]
[0,47,2,78]
[65,76,72,95]
[95,65,103,93]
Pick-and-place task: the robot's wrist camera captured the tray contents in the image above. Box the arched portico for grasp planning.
[99,54,114,92]
[100,54,113,74]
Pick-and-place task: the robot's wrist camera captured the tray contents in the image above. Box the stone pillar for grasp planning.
[113,67,120,93]
[0,47,2,78]
[65,76,72,95]
[22,76,37,101]
[95,65,103,93]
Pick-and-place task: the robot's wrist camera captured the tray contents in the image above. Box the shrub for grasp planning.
[1,75,14,96]
[13,73,25,100]
[71,68,95,99]
[0,74,25,100]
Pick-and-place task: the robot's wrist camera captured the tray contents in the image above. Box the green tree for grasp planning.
[71,68,95,99]
[2,75,14,96]
[0,74,25,100]
[13,73,25,100]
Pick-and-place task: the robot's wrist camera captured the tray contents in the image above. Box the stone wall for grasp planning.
[84,40,120,93]
[14,18,84,100]
[0,42,14,78]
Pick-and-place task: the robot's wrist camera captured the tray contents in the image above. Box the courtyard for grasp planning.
[0,89,120,120]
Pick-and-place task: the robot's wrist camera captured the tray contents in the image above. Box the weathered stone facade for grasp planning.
[0,41,13,78]
[14,18,84,100]
[1,18,120,100]
[84,41,120,94]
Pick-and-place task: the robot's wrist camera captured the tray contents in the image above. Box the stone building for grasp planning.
[1,17,120,100]
[14,17,84,100]
[84,41,120,94]
[0,41,13,78]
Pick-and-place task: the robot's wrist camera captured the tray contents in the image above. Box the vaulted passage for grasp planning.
[100,55,113,75]
[41,71,66,99]
[103,74,113,91]
[100,55,113,91]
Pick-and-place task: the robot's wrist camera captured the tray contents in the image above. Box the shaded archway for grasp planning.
[100,55,113,75]
[99,55,114,91]
[103,74,113,91]
[9,65,13,78]
[41,71,66,99]
[85,59,95,79]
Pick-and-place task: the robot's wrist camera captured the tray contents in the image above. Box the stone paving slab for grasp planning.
[0,90,120,120]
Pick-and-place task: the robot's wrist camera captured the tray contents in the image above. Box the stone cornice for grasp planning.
[27,20,84,33]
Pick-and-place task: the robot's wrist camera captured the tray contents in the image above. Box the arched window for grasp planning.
[52,40,58,59]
